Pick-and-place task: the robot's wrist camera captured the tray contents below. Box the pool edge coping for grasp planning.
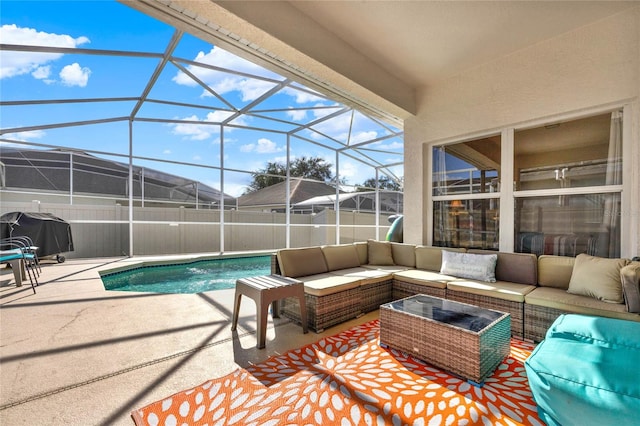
[98,250,276,277]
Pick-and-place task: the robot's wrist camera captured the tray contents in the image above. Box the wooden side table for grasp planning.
[231,274,308,349]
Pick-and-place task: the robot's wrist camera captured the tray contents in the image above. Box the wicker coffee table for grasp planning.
[380,294,510,385]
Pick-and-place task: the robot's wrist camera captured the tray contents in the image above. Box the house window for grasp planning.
[431,109,624,258]
[433,199,500,250]
[514,111,622,258]
[432,135,501,250]
[514,112,621,191]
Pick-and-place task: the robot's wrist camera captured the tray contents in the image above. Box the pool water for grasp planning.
[101,256,271,294]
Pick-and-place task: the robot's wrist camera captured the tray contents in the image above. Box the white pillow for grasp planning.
[440,251,498,282]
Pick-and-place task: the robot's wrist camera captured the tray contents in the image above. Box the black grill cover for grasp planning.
[1,212,74,257]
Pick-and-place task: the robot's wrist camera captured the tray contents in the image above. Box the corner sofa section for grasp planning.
[275,241,535,336]
[525,255,640,341]
[273,241,640,340]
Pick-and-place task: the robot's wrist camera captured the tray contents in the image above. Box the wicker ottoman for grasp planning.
[525,314,640,426]
[380,294,511,385]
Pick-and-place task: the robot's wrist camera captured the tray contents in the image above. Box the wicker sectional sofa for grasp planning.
[273,240,640,341]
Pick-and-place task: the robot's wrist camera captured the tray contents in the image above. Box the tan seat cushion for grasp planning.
[391,243,416,267]
[361,264,410,273]
[297,273,361,297]
[321,244,361,271]
[567,254,628,304]
[367,240,394,265]
[525,287,633,320]
[392,269,454,289]
[447,279,536,302]
[329,267,393,285]
[277,247,328,278]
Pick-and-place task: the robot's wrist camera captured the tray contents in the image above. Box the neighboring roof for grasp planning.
[295,191,403,213]
[0,148,235,204]
[237,179,338,208]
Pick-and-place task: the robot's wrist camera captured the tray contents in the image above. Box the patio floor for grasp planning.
[0,257,376,426]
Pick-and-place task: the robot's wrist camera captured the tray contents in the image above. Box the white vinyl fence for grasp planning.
[1,200,391,258]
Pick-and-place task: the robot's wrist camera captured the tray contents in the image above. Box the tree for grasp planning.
[246,156,334,193]
[356,175,402,192]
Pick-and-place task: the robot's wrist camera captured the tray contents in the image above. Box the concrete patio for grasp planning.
[0,257,375,425]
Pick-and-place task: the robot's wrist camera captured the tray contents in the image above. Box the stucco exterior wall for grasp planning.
[404,7,640,257]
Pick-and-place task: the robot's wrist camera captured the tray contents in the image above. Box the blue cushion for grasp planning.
[525,315,640,426]
[546,314,640,350]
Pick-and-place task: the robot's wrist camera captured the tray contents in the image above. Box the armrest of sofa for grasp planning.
[621,262,640,313]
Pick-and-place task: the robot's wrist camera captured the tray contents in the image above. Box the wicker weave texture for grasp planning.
[360,280,394,313]
[524,304,565,342]
[281,287,361,332]
[447,290,524,338]
[270,254,280,275]
[379,302,511,384]
[392,279,446,301]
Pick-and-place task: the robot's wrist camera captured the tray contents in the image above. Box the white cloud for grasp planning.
[0,24,89,80]
[31,65,50,80]
[308,111,385,145]
[171,116,213,141]
[272,155,293,164]
[312,103,340,119]
[373,140,403,150]
[59,62,91,87]
[286,108,307,121]
[335,160,360,181]
[281,87,324,104]
[163,149,172,154]
[240,137,282,154]
[1,129,46,143]
[351,131,379,144]
[169,111,244,141]
[173,46,280,102]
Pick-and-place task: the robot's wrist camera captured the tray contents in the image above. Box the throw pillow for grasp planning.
[567,254,628,304]
[391,243,416,267]
[620,262,640,312]
[440,251,497,282]
[321,244,361,271]
[367,240,395,265]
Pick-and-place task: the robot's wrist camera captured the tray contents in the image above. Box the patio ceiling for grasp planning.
[127,0,637,122]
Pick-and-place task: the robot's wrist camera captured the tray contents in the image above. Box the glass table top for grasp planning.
[382,294,506,333]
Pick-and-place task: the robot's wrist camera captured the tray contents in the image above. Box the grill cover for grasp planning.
[1,212,74,257]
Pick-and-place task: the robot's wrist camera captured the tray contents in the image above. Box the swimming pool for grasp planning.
[101,255,271,294]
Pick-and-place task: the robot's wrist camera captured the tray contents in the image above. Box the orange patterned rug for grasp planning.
[132,320,543,425]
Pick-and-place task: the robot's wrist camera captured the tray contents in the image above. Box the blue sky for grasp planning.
[0,0,403,197]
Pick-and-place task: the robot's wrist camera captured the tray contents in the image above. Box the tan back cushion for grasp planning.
[567,254,628,304]
[415,246,465,271]
[621,261,640,313]
[391,243,416,267]
[469,249,537,285]
[367,240,394,265]
[537,255,575,289]
[353,242,368,265]
[277,247,328,278]
[321,244,361,271]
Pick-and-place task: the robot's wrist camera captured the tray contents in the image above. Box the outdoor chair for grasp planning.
[7,235,41,274]
[0,238,39,293]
